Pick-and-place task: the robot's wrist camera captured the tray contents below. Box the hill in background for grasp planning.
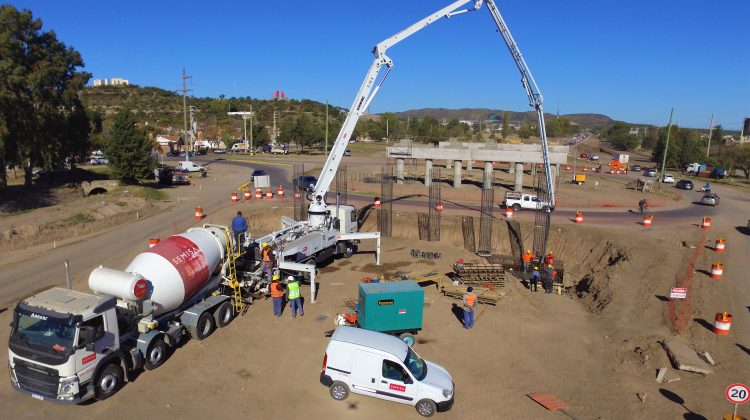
[390,108,615,130]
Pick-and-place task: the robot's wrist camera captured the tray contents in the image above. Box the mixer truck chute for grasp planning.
[7,224,264,403]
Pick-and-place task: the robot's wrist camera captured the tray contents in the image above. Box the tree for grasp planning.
[721,144,750,178]
[501,112,510,139]
[0,5,91,188]
[106,108,154,183]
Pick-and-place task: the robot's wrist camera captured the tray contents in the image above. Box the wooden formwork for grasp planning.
[452,263,507,287]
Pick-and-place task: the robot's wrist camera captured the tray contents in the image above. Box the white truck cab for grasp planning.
[320,326,454,417]
[502,191,546,211]
[178,161,204,173]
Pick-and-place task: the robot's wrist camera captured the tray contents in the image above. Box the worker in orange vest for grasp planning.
[260,242,274,282]
[522,250,533,271]
[269,274,285,317]
[462,287,477,329]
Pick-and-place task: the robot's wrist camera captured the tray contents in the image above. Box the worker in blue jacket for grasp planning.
[231,211,248,251]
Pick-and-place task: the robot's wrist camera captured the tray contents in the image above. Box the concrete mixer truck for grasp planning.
[7,224,262,404]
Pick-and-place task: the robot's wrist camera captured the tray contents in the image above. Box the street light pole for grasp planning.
[659,108,674,185]
[227,111,255,155]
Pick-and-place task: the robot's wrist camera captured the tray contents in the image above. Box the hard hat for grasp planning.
[262,242,268,248]
[526,249,531,252]
[287,275,295,282]
[272,273,280,280]
[533,266,539,270]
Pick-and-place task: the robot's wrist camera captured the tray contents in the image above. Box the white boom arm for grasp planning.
[486,0,555,210]
[308,0,484,228]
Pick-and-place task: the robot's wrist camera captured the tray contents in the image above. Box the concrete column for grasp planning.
[453,160,462,188]
[483,161,493,189]
[396,158,405,185]
[514,162,524,191]
[508,161,516,173]
[424,159,433,187]
[531,163,537,176]
[467,160,473,171]
[446,159,451,169]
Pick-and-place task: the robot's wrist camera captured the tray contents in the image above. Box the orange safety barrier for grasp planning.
[231,192,239,203]
[294,189,301,200]
[713,312,732,335]
[505,206,513,218]
[715,237,726,252]
[243,189,251,200]
[575,211,583,224]
[277,185,284,197]
[195,206,204,220]
[710,262,724,279]
[148,238,160,248]
[435,201,444,213]
[374,197,381,209]
[643,215,653,227]
[266,189,273,199]
[255,188,262,199]
[702,216,712,230]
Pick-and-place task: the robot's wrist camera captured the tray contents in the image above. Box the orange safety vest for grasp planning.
[263,247,272,263]
[465,294,477,308]
[270,282,284,298]
[522,253,532,263]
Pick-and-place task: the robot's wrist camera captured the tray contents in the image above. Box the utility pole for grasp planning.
[181,67,192,163]
[227,110,255,155]
[325,100,329,153]
[189,106,197,153]
[386,117,389,144]
[660,108,674,184]
[706,114,714,157]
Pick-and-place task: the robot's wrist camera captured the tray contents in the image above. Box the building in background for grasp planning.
[93,78,129,86]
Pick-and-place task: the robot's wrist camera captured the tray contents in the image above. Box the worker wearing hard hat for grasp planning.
[529,266,541,293]
[286,276,303,318]
[522,250,533,271]
[260,242,274,282]
[270,273,285,317]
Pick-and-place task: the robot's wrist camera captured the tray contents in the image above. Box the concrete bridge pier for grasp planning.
[467,160,473,171]
[396,158,405,184]
[453,160,462,188]
[508,161,516,173]
[483,161,493,189]
[424,159,433,187]
[514,162,524,191]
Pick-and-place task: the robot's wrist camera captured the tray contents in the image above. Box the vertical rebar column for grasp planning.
[293,163,304,221]
[335,165,348,205]
[533,166,551,258]
[477,186,494,256]
[379,166,393,237]
[428,168,441,241]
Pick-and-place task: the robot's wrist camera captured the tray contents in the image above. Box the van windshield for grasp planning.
[404,347,427,381]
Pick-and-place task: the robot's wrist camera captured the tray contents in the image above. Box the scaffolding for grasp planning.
[379,166,393,237]
[427,168,441,241]
[334,165,348,205]
[532,165,551,258]
[477,186,494,256]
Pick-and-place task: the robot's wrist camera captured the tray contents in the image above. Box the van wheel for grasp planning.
[214,301,235,328]
[95,363,123,400]
[512,204,521,212]
[415,399,437,417]
[144,337,167,370]
[329,381,349,401]
[399,333,416,347]
[194,311,215,340]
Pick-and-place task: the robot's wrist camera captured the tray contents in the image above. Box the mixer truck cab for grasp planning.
[321,326,455,417]
[8,225,241,403]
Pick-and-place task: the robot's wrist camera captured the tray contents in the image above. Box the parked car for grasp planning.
[675,179,693,190]
[579,153,589,159]
[171,172,190,185]
[90,157,109,165]
[320,326,455,417]
[700,193,720,206]
[589,154,599,161]
[167,150,180,157]
[343,149,352,157]
[213,148,227,154]
[251,169,267,178]
[661,174,675,183]
[644,168,657,177]
[297,175,318,193]
[631,164,642,172]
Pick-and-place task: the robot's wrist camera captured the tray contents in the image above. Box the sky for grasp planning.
[8,0,750,130]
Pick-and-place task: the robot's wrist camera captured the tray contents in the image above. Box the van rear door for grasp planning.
[349,351,381,396]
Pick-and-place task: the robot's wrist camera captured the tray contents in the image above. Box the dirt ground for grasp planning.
[1,146,749,419]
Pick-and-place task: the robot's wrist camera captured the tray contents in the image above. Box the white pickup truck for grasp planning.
[502,191,547,211]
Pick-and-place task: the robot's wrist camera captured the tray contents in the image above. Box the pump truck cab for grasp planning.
[8,224,268,404]
[321,326,455,417]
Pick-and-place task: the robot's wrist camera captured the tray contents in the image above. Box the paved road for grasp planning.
[0,159,290,306]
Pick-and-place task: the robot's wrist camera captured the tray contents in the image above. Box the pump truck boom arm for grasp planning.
[485,0,555,210]
[308,0,483,228]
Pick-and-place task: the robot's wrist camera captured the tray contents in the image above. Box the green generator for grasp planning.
[357,280,424,345]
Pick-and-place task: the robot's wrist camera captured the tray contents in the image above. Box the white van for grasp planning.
[320,326,454,417]
[178,161,205,172]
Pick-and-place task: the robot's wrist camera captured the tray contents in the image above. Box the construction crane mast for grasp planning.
[308,0,483,228]
[485,0,555,257]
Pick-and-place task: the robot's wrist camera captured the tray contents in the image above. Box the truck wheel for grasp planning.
[399,333,416,347]
[415,399,437,417]
[95,363,124,400]
[512,204,521,212]
[144,337,167,370]
[329,381,349,401]
[195,311,216,340]
[214,301,235,328]
[343,244,354,259]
